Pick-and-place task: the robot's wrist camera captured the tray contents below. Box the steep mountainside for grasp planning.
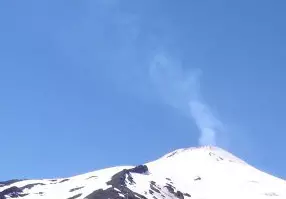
[1,146,285,199]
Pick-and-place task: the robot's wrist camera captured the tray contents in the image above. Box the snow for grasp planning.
[1,147,286,199]
[144,146,286,199]
[0,166,130,199]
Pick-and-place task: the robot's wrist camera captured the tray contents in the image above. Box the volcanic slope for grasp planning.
[1,146,285,199]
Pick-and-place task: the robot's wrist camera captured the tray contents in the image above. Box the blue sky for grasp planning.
[0,0,286,180]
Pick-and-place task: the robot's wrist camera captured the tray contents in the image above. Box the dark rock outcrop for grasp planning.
[0,186,28,199]
[164,183,188,199]
[150,181,160,194]
[86,188,122,199]
[21,183,45,190]
[85,165,148,199]
[165,183,175,194]
[86,176,97,180]
[70,187,84,192]
[194,176,201,181]
[59,179,70,183]
[0,182,45,198]
[129,165,149,174]
[0,180,23,187]
[175,191,184,199]
[67,193,82,199]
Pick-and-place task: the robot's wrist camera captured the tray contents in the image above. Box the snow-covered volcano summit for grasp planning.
[1,146,285,199]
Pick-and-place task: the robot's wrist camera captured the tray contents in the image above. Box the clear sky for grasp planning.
[0,1,286,180]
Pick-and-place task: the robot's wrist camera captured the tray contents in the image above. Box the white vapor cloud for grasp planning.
[149,53,225,146]
[189,100,223,146]
[73,1,227,146]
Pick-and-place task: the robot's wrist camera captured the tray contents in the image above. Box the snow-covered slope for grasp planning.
[1,146,285,199]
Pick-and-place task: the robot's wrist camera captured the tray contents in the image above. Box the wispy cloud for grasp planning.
[149,53,225,146]
[79,1,227,147]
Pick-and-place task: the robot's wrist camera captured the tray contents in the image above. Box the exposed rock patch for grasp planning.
[0,180,24,187]
[164,183,189,199]
[0,182,46,199]
[67,193,82,199]
[86,176,97,180]
[70,187,84,192]
[59,179,70,183]
[0,186,28,199]
[129,165,149,174]
[183,193,191,197]
[21,183,45,190]
[149,181,161,194]
[194,176,201,181]
[85,165,149,199]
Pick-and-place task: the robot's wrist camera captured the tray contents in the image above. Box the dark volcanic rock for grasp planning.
[0,182,42,198]
[107,165,148,188]
[165,183,187,199]
[67,193,82,199]
[86,188,123,199]
[150,185,160,194]
[0,186,28,199]
[165,183,175,194]
[106,169,132,187]
[183,193,191,197]
[1,186,22,195]
[165,185,175,194]
[21,183,45,190]
[0,180,23,187]
[150,182,160,194]
[175,191,184,199]
[86,176,97,180]
[59,179,70,183]
[85,165,148,199]
[70,187,84,192]
[167,151,178,158]
[129,165,149,174]
[194,176,201,181]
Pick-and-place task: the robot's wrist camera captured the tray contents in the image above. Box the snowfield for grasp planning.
[1,146,285,199]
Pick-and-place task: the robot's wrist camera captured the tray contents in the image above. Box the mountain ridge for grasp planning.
[1,146,285,199]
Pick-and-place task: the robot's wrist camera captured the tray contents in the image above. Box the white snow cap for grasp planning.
[1,146,285,199]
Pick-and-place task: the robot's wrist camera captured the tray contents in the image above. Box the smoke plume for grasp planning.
[83,0,226,146]
[149,53,224,146]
